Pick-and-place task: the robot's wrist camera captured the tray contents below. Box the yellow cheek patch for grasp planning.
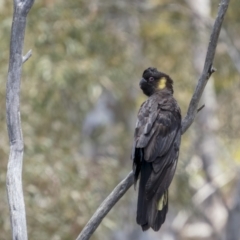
[158,78,166,89]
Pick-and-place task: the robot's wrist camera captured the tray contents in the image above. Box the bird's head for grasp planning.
[139,67,173,96]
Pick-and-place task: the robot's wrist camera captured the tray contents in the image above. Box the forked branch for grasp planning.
[76,0,230,239]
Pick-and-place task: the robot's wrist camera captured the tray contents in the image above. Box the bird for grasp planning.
[132,67,181,231]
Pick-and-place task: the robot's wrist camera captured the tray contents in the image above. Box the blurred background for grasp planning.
[0,0,240,239]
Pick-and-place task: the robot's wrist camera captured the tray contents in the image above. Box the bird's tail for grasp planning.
[147,191,168,231]
[136,160,169,231]
[136,160,152,231]
[137,188,168,231]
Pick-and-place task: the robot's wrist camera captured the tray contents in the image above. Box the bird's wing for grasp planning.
[145,129,181,200]
[133,95,181,230]
[134,96,181,162]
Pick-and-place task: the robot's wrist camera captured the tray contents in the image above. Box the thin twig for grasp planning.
[22,49,32,63]
[76,0,230,239]
[197,104,205,113]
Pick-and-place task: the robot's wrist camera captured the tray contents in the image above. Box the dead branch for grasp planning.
[6,0,35,240]
[22,49,32,63]
[76,172,134,240]
[76,0,230,239]
[197,104,205,113]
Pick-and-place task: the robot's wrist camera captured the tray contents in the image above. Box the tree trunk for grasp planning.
[6,1,34,239]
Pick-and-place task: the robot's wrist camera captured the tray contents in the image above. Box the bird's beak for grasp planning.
[139,78,147,87]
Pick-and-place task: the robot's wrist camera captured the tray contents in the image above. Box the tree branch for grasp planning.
[14,0,35,16]
[197,104,205,113]
[22,49,32,63]
[76,172,134,240]
[6,1,34,240]
[76,0,230,239]
[181,0,230,134]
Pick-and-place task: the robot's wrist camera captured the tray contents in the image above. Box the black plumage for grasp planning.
[132,67,181,231]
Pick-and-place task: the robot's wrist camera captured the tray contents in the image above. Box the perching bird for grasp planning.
[132,67,181,231]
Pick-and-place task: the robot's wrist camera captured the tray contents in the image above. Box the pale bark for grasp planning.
[6,1,34,239]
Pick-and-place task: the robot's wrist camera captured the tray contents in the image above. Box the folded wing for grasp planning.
[132,95,181,231]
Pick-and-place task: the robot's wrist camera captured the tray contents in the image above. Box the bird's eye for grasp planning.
[149,77,154,82]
